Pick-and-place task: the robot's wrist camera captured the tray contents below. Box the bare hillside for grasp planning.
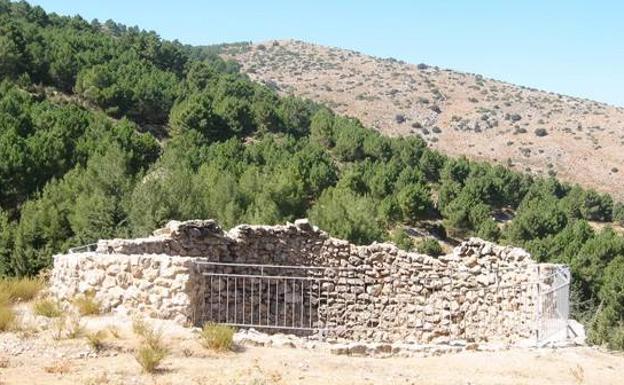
[224,40,624,199]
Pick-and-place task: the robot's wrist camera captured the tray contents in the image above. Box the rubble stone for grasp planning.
[50,219,561,345]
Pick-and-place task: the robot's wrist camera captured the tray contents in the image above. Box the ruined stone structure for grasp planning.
[50,219,567,345]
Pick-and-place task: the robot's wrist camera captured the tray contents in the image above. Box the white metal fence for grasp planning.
[535,265,571,345]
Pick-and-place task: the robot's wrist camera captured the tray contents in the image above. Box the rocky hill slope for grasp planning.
[224,40,624,198]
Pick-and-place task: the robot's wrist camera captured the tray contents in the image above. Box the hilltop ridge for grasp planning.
[224,40,624,198]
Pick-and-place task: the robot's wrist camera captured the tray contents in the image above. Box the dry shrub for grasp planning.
[33,298,63,318]
[83,373,110,385]
[132,316,148,337]
[132,317,168,373]
[134,344,168,373]
[67,316,86,339]
[0,277,44,303]
[53,316,85,340]
[86,330,107,352]
[73,290,101,316]
[106,325,121,339]
[11,314,36,337]
[0,306,16,332]
[570,364,584,384]
[0,291,10,307]
[199,322,234,352]
[51,317,66,340]
[44,359,71,375]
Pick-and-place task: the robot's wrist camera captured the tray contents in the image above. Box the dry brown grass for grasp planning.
[570,364,585,384]
[52,315,85,340]
[0,277,44,303]
[32,298,63,318]
[86,330,107,352]
[73,290,101,316]
[43,359,71,375]
[106,325,121,339]
[83,373,111,385]
[0,305,16,332]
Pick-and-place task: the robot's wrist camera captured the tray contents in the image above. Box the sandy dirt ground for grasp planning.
[1,311,623,385]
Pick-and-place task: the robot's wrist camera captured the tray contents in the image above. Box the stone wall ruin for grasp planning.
[50,219,564,345]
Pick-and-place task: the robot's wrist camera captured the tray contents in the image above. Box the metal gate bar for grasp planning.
[196,261,571,345]
[199,262,329,332]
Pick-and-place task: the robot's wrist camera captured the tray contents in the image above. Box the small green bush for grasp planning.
[135,344,168,373]
[33,298,63,318]
[199,322,235,351]
[390,228,414,251]
[534,128,548,137]
[416,238,444,257]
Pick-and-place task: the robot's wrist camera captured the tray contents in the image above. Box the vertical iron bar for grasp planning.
[309,280,312,329]
[226,277,230,323]
[250,276,254,325]
[218,275,221,323]
[317,277,321,332]
[275,279,279,327]
[283,279,286,326]
[200,266,205,325]
[234,277,237,324]
[242,277,246,324]
[209,275,213,322]
[267,278,271,326]
[300,278,304,328]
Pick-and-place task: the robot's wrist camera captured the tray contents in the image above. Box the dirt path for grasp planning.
[0,309,621,385]
[1,335,622,385]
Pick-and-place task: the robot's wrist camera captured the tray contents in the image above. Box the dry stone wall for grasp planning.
[51,219,557,344]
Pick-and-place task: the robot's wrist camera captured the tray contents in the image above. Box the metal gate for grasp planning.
[535,265,571,345]
[197,261,334,334]
[196,260,572,346]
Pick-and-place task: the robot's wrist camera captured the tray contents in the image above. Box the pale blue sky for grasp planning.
[28,0,624,106]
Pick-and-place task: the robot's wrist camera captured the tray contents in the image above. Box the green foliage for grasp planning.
[503,194,568,243]
[396,183,431,223]
[390,228,414,251]
[416,238,443,256]
[169,91,224,140]
[614,202,624,225]
[308,187,384,245]
[2,0,624,350]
